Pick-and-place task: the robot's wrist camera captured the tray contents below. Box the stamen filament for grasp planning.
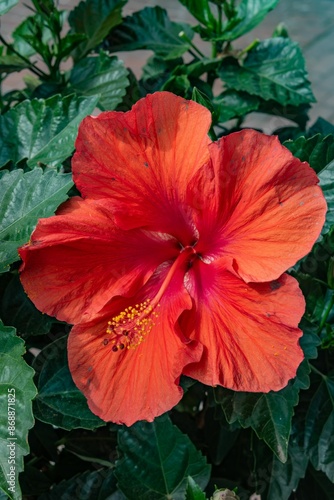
[105,246,194,352]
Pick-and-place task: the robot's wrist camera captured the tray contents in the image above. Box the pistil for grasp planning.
[105,246,195,352]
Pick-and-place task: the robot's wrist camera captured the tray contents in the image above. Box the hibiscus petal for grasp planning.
[68,262,202,425]
[189,129,327,282]
[182,260,304,392]
[73,91,211,243]
[19,197,178,324]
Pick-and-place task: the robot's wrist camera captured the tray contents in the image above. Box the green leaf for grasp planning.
[142,55,183,82]
[205,407,240,465]
[33,337,105,431]
[0,274,53,336]
[299,323,321,358]
[20,464,53,497]
[272,22,289,38]
[117,68,141,110]
[213,89,259,122]
[69,51,129,111]
[38,469,119,500]
[57,33,87,60]
[318,159,334,234]
[293,272,327,322]
[116,414,210,498]
[179,0,216,30]
[284,134,334,173]
[220,0,279,41]
[108,6,194,60]
[140,56,184,94]
[304,374,334,481]
[185,57,221,78]
[299,465,334,499]
[267,436,308,500]
[0,321,37,500]
[309,117,334,137]
[258,100,310,129]
[186,476,207,500]
[63,426,118,467]
[192,87,214,113]
[12,13,54,58]
[0,0,18,16]
[215,385,297,462]
[0,168,72,272]
[0,94,99,169]
[0,54,31,74]
[215,330,318,462]
[162,73,191,96]
[219,38,315,106]
[156,61,213,99]
[299,228,334,280]
[68,0,126,60]
[191,88,218,139]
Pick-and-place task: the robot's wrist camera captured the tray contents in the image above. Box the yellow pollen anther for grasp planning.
[104,249,195,353]
[105,298,159,352]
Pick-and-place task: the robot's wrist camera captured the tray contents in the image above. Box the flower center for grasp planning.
[105,246,196,353]
[106,299,160,351]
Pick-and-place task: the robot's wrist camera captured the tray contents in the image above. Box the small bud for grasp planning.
[212,488,240,500]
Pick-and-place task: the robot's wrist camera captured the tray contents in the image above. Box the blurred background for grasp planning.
[2,0,334,125]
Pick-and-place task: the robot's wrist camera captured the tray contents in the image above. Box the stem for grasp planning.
[317,291,334,333]
[238,38,260,57]
[49,12,64,81]
[250,430,260,494]
[212,3,224,59]
[312,277,330,287]
[310,364,327,379]
[188,48,200,60]
[211,41,217,59]
[0,77,3,113]
[0,33,48,79]
[179,31,205,58]
[236,115,245,128]
[208,126,218,141]
[217,4,223,34]
[26,456,40,466]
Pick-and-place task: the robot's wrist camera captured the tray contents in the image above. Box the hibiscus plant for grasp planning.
[1,1,334,499]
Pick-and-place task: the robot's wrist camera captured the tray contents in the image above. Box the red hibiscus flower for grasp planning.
[19,92,327,426]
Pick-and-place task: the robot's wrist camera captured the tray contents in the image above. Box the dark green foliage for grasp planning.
[219,38,315,106]
[1,0,334,498]
[0,273,53,336]
[107,6,195,59]
[284,133,334,173]
[217,0,279,41]
[115,414,211,498]
[0,322,36,500]
[68,0,127,60]
[0,0,18,15]
[33,337,105,430]
[0,168,73,272]
[38,469,119,499]
[0,94,99,168]
[68,51,129,110]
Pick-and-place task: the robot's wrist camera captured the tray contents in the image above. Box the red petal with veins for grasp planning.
[73,91,211,243]
[18,94,328,425]
[189,129,327,282]
[68,259,202,425]
[19,197,178,324]
[182,259,304,392]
